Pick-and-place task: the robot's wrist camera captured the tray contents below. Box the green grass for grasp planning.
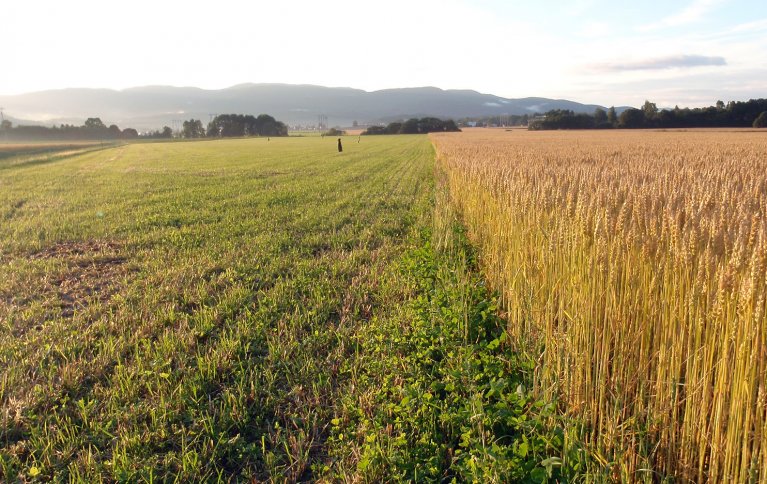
[0,142,119,169]
[0,135,569,481]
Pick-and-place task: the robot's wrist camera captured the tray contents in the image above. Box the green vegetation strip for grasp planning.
[1,136,573,481]
[325,222,582,481]
[0,143,119,170]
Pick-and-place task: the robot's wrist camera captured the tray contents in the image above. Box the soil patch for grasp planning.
[3,240,132,334]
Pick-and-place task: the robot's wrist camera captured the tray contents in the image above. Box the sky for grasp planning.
[3,0,766,107]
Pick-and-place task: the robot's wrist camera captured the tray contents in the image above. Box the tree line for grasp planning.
[205,114,288,137]
[457,114,532,127]
[530,98,767,130]
[0,118,139,141]
[0,114,289,141]
[363,117,461,135]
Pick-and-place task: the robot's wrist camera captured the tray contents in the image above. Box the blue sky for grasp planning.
[3,0,766,107]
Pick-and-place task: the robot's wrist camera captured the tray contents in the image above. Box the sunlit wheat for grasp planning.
[432,129,767,481]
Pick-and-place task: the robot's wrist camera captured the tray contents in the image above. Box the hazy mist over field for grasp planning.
[3,0,766,108]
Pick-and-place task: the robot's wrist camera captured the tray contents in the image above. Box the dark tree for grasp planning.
[182,119,205,139]
[641,100,658,126]
[400,118,420,134]
[385,122,402,134]
[754,112,767,128]
[618,108,645,129]
[84,118,106,130]
[206,114,288,138]
[253,114,283,136]
[529,110,595,130]
[442,119,460,131]
[363,117,460,135]
[594,108,609,127]
[121,128,138,139]
[206,123,220,137]
[607,106,617,126]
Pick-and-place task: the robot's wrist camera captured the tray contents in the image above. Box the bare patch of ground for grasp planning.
[29,239,122,261]
[2,240,132,335]
[35,240,129,319]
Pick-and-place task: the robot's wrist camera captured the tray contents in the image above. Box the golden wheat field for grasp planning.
[431,128,767,481]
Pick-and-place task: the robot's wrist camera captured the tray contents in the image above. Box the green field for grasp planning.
[1,136,567,481]
[0,142,118,170]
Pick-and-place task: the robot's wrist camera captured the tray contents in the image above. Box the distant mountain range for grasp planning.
[0,84,632,130]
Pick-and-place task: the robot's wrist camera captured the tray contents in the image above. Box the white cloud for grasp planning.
[639,0,724,31]
[729,17,767,33]
[586,54,727,72]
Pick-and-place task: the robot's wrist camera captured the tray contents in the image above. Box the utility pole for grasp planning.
[0,107,5,123]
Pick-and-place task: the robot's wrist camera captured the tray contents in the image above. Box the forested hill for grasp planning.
[0,84,623,129]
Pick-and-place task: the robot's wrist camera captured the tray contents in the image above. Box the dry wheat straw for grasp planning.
[431,129,767,481]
